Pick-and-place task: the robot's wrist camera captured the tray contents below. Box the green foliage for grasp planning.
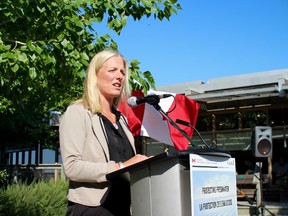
[0,0,181,150]
[0,180,68,216]
[129,59,156,93]
[0,170,8,187]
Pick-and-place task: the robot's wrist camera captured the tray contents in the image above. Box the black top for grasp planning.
[99,109,134,216]
[100,109,134,162]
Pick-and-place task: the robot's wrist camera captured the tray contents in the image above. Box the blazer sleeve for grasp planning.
[59,104,115,183]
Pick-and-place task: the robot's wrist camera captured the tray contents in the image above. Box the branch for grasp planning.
[2,39,26,50]
[0,19,11,27]
[3,39,26,46]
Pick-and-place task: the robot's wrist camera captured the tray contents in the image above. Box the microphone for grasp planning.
[128,94,173,108]
[175,119,211,148]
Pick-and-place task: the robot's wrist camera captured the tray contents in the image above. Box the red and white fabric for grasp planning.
[118,90,200,150]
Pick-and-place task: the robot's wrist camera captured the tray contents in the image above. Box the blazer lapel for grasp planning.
[89,112,110,160]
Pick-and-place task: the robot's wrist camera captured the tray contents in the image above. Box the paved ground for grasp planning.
[238,201,288,216]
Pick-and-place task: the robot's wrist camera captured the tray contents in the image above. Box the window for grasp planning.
[215,113,238,130]
[241,111,267,128]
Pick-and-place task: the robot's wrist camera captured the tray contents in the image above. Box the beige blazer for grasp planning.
[60,103,136,206]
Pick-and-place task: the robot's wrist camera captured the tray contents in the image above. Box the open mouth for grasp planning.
[113,83,121,89]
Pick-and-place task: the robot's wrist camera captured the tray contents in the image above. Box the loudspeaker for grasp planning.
[251,126,272,157]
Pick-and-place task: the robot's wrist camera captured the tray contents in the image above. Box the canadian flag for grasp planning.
[118,90,200,150]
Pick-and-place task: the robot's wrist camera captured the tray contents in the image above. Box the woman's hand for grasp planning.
[116,154,151,170]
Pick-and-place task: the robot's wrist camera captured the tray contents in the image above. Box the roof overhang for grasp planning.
[157,69,288,112]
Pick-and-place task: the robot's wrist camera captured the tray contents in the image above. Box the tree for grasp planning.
[0,0,181,151]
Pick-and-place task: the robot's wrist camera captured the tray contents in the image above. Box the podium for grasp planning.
[107,148,238,216]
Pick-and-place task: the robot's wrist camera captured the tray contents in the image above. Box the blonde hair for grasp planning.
[74,50,130,113]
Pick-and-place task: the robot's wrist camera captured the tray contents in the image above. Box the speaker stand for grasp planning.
[255,162,275,216]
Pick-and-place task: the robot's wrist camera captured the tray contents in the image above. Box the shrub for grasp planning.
[0,170,8,188]
[0,179,68,216]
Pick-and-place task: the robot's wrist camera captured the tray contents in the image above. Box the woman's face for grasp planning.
[97,56,126,101]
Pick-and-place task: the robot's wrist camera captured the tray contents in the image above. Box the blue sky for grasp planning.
[98,0,288,87]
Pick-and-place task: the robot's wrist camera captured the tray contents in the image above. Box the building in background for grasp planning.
[149,69,288,175]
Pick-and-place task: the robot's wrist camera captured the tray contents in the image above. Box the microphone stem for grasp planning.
[175,119,211,148]
[152,104,196,148]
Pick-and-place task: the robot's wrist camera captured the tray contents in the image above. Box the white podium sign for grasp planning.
[190,154,238,216]
[107,150,237,216]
